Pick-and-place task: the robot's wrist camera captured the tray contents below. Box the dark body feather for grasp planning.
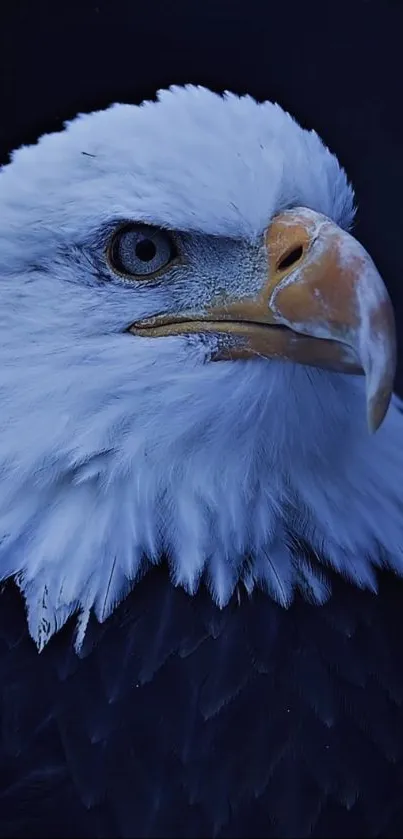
[1,564,403,838]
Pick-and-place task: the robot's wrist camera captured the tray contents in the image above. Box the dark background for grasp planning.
[1,0,402,387]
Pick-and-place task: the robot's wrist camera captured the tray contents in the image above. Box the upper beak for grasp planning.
[130,207,397,432]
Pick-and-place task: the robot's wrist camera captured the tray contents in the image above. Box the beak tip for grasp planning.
[367,416,378,435]
[366,389,393,434]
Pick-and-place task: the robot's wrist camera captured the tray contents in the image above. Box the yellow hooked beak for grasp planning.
[130,208,397,433]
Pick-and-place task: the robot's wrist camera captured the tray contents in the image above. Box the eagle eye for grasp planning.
[108,224,177,278]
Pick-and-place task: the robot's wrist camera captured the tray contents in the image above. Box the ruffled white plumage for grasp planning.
[0,85,400,649]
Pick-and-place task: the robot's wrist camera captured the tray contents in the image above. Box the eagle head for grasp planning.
[0,86,400,649]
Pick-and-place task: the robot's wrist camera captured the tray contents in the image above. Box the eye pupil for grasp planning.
[108,223,176,278]
[135,238,157,262]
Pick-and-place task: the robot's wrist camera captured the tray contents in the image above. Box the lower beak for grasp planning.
[131,208,397,432]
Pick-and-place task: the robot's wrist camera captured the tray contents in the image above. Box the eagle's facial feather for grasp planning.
[0,85,401,650]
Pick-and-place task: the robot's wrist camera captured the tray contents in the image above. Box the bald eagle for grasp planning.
[0,86,402,838]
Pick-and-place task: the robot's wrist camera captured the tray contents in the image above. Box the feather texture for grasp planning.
[0,85,400,647]
[1,566,403,837]
[0,85,402,837]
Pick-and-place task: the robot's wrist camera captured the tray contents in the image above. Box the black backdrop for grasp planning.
[1,0,402,386]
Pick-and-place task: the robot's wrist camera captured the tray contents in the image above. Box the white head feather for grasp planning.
[0,85,401,650]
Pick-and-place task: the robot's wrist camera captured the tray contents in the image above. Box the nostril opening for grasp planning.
[277,245,304,272]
